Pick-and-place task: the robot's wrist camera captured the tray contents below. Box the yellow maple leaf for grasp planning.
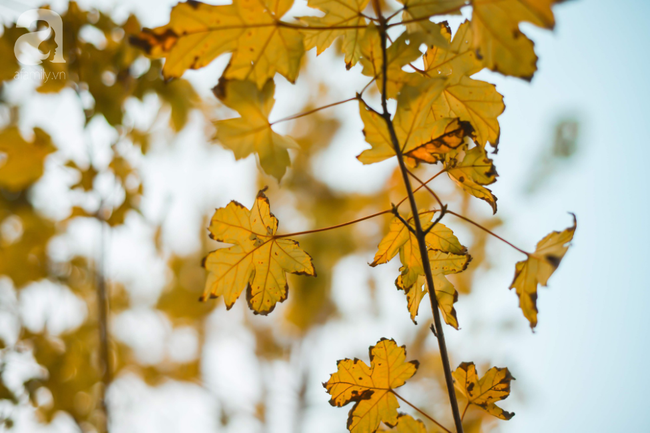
[300,0,370,68]
[370,211,468,327]
[446,145,498,213]
[397,250,470,328]
[324,338,418,433]
[510,214,576,328]
[453,361,515,420]
[371,211,466,267]
[396,0,465,46]
[403,118,473,167]
[212,78,300,181]
[359,25,422,98]
[423,21,504,147]
[0,127,56,192]
[131,0,304,87]
[470,0,564,80]
[202,189,316,315]
[357,77,449,164]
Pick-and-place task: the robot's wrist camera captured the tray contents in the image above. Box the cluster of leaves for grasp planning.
[0,3,213,430]
[133,0,576,431]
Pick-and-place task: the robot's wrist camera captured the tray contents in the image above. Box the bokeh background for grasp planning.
[0,0,648,432]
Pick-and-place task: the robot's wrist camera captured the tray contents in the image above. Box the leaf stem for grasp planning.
[392,390,453,433]
[461,401,470,421]
[372,3,465,432]
[270,96,358,126]
[274,209,390,238]
[447,210,529,256]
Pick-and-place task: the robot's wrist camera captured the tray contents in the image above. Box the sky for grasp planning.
[1,0,649,432]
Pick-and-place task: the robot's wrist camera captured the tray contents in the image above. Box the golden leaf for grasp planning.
[131,0,304,87]
[470,0,564,80]
[446,145,498,213]
[0,127,56,192]
[510,214,576,328]
[357,77,449,164]
[300,0,370,68]
[324,338,418,433]
[453,361,515,420]
[397,250,471,328]
[212,78,300,181]
[371,211,468,327]
[202,190,316,315]
[403,118,473,167]
[423,21,505,147]
[396,0,465,46]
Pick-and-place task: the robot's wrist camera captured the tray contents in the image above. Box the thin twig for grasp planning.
[447,210,529,256]
[270,97,358,126]
[274,210,390,238]
[392,390,453,433]
[406,169,444,209]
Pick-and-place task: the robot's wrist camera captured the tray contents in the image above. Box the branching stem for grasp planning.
[371,1,465,431]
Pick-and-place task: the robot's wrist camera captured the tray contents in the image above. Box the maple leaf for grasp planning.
[396,250,471,329]
[371,211,469,327]
[359,25,421,99]
[453,362,515,420]
[0,127,56,192]
[423,21,504,148]
[510,214,576,328]
[324,338,418,433]
[202,189,316,315]
[131,0,304,87]
[403,118,473,167]
[470,0,565,80]
[396,0,466,46]
[212,78,300,181]
[446,145,498,213]
[300,0,370,68]
[357,77,450,164]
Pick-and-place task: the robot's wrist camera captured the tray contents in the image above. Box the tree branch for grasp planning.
[372,3,465,431]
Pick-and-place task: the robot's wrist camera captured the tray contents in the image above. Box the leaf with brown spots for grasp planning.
[510,214,576,328]
[446,144,498,213]
[130,0,304,87]
[202,189,316,315]
[324,338,419,433]
[453,362,515,420]
[470,0,566,80]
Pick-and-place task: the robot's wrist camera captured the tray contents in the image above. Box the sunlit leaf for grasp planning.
[202,189,315,315]
[446,145,498,213]
[470,0,564,80]
[510,214,576,328]
[131,0,304,87]
[423,21,504,147]
[453,361,515,420]
[324,338,418,433]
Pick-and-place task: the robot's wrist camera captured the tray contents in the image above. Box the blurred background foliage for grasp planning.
[0,2,579,433]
